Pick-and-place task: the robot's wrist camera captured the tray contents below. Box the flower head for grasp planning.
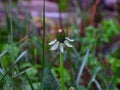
[49,29,74,53]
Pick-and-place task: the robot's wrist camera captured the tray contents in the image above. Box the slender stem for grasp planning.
[59,9,63,28]
[9,0,13,43]
[41,0,45,89]
[60,53,64,90]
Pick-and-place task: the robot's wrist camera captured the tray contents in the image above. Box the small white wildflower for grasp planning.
[49,29,74,53]
[69,86,75,90]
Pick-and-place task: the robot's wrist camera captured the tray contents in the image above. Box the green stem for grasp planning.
[60,53,64,90]
[41,0,46,89]
[9,0,13,43]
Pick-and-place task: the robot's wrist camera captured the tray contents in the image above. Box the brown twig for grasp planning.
[90,0,100,26]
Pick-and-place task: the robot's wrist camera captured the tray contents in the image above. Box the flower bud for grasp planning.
[56,29,65,43]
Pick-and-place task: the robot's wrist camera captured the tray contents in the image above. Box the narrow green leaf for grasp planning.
[0,50,27,81]
[87,67,101,90]
[94,80,102,90]
[0,50,8,58]
[76,49,89,85]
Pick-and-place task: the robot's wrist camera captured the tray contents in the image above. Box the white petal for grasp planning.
[50,41,59,50]
[60,43,64,53]
[64,40,73,47]
[66,37,74,42]
[48,39,57,45]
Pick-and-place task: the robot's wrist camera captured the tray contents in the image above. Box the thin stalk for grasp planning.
[41,0,46,89]
[76,49,89,85]
[9,0,13,43]
[60,53,64,90]
[59,9,63,28]
[25,73,35,90]
[109,75,117,90]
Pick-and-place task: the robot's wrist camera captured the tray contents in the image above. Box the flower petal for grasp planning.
[66,37,74,42]
[64,40,73,47]
[60,43,64,53]
[50,41,59,50]
[48,39,57,45]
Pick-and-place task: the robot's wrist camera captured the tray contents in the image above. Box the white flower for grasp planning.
[49,36,74,53]
[49,29,74,53]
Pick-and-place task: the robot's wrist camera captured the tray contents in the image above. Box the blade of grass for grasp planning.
[94,79,102,90]
[9,0,13,43]
[0,68,4,75]
[0,50,8,58]
[41,0,46,89]
[25,73,35,90]
[12,67,32,78]
[72,46,81,60]
[109,75,117,90]
[76,49,89,85]
[0,50,27,81]
[87,66,101,90]
[0,50,8,73]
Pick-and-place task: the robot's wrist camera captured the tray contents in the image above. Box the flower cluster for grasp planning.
[49,29,74,53]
